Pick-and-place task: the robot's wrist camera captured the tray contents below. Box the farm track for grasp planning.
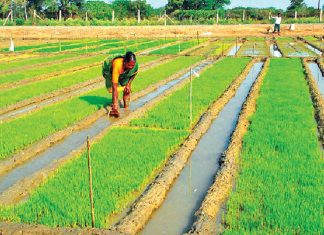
[188,59,269,234]
[0,58,210,204]
[112,58,257,235]
[302,59,324,146]
[0,55,174,123]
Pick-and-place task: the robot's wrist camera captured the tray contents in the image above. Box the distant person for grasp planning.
[102,51,139,117]
[271,13,282,36]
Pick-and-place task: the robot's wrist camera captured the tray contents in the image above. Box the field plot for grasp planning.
[302,36,324,52]
[276,37,317,57]
[237,38,269,56]
[223,58,323,233]
[189,39,233,57]
[0,57,250,228]
[0,33,323,235]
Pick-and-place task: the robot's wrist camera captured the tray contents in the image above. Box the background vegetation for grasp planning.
[0,0,323,26]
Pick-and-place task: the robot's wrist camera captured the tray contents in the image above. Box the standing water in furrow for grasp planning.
[307,62,324,97]
[0,61,212,194]
[141,62,264,235]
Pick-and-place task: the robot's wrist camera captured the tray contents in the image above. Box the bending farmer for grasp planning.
[102,51,139,117]
[271,13,282,36]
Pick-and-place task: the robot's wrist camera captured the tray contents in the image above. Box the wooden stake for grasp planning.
[87,136,95,228]
[112,10,115,22]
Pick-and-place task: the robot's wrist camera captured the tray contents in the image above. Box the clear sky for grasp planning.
[144,0,320,9]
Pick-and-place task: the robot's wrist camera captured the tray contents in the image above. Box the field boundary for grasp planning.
[188,59,269,234]
[302,58,324,146]
[112,58,257,235]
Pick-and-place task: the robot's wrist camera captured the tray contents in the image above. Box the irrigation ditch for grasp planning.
[302,58,324,146]
[0,57,213,205]
[111,58,257,235]
[188,59,269,234]
[0,55,175,123]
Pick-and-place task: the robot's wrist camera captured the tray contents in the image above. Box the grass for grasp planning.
[223,58,323,234]
[131,57,251,130]
[0,56,203,160]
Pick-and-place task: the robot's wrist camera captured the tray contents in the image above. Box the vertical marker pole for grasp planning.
[236,37,238,56]
[189,68,193,127]
[87,136,95,228]
[222,39,224,56]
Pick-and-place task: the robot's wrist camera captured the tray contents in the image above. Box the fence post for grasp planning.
[87,136,95,228]
[112,10,115,22]
[216,10,219,24]
[295,10,298,19]
[137,9,140,24]
[320,9,323,22]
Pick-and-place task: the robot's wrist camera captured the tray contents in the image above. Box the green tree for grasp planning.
[288,0,306,10]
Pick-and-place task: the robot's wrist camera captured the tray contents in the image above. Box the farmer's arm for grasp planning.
[124,72,138,94]
[111,62,122,109]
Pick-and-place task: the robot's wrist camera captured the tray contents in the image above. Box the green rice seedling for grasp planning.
[0,53,84,72]
[277,38,317,57]
[238,38,269,56]
[0,127,189,227]
[0,54,107,86]
[190,40,233,57]
[131,57,251,130]
[149,39,204,55]
[0,56,203,160]
[223,58,323,234]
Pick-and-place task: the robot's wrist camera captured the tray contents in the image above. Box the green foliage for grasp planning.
[223,58,323,234]
[0,55,202,160]
[85,1,113,20]
[0,127,188,227]
[149,40,201,55]
[0,54,107,86]
[276,37,317,57]
[237,38,269,57]
[131,57,251,130]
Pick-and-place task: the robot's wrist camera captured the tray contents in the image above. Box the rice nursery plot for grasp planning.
[276,37,317,57]
[149,39,204,54]
[237,38,269,56]
[0,54,107,86]
[0,56,203,161]
[223,58,323,234]
[0,34,322,234]
[0,57,250,228]
[189,40,233,56]
[0,55,166,109]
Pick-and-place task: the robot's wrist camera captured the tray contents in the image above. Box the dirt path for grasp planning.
[0,25,323,39]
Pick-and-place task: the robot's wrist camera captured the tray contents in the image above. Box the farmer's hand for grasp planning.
[124,85,131,95]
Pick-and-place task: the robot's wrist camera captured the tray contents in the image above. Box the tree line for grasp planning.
[0,0,322,23]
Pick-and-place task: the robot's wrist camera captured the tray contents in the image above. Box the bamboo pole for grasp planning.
[189,68,193,126]
[87,136,95,228]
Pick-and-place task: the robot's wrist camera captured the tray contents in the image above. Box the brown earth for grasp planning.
[0,24,323,40]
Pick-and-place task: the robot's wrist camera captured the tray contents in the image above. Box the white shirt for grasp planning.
[272,16,282,24]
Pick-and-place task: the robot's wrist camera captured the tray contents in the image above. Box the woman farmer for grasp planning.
[102,51,139,117]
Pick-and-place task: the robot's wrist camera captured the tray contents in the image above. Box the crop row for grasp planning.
[1,39,90,52]
[149,39,203,55]
[276,38,317,57]
[0,56,203,161]
[0,57,251,228]
[238,39,269,56]
[0,54,108,86]
[190,40,233,57]
[223,58,322,233]
[0,55,159,109]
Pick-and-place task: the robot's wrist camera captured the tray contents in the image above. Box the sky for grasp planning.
[143,0,320,9]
